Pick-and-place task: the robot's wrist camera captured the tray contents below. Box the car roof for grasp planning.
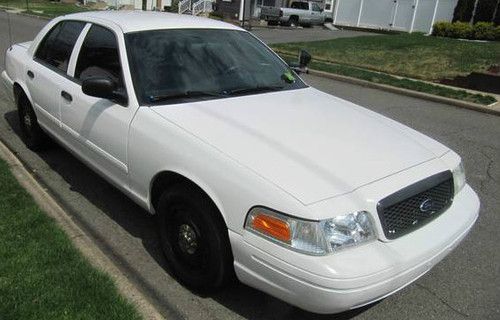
[63,11,243,33]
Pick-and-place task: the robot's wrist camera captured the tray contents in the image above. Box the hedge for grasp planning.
[433,21,500,41]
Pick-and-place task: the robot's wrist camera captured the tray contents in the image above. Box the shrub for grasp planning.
[432,21,498,41]
[432,21,449,37]
[473,21,496,40]
[432,21,473,39]
[450,21,474,38]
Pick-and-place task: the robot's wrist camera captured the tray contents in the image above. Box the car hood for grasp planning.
[151,87,449,205]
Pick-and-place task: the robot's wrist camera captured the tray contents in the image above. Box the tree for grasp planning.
[453,0,500,25]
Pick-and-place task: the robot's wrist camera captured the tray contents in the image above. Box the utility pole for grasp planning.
[25,0,29,12]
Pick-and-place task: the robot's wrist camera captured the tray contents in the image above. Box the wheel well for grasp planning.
[13,83,26,105]
[290,15,299,21]
[150,171,218,215]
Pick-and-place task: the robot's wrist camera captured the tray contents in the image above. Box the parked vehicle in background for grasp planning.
[261,1,326,27]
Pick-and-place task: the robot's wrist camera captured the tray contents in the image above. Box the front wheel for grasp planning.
[289,16,299,27]
[157,183,234,291]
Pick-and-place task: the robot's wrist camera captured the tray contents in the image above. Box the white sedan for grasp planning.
[2,11,479,314]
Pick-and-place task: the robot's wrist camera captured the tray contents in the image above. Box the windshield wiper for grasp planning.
[224,85,284,96]
[149,90,223,103]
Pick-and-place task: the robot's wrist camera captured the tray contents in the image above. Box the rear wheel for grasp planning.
[157,183,234,291]
[17,93,48,151]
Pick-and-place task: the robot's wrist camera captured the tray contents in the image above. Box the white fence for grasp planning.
[179,0,191,13]
[333,0,459,33]
[192,0,213,15]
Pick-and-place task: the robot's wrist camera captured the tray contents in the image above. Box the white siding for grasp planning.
[333,0,458,33]
[434,0,457,23]
[412,0,437,32]
[393,0,416,31]
[334,0,362,26]
[359,0,396,29]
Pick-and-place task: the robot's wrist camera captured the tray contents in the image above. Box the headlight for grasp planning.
[452,161,466,194]
[244,207,377,255]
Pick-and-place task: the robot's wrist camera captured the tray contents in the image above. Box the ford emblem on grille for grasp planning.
[419,199,434,213]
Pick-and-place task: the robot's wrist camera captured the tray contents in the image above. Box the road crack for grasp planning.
[415,283,469,318]
[478,147,498,193]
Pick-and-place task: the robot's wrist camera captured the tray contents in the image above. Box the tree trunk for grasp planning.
[470,0,479,24]
[492,0,500,23]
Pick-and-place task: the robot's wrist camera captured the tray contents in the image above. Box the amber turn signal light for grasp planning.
[251,213,291,243]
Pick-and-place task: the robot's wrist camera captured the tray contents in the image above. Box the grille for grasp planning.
[377,171,454,239]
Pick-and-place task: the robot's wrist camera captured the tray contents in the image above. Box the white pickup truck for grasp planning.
[2,11,479,314]
[261,1,326,27]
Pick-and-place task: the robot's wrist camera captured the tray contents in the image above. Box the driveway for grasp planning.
[251,26,376,44]
[1,12,499,320]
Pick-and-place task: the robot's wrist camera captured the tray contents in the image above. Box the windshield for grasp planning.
[125,29,307,105]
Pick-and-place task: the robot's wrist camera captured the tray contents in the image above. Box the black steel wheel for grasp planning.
[17,93,48,150]
[157,182,234,291]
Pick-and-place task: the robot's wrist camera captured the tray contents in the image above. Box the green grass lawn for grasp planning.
[0,158,142,320]
[0,0,89,17]
[279,52,496,105]
[272,33,500,81]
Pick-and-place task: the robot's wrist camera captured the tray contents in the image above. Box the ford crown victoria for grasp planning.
[1,11,479,314]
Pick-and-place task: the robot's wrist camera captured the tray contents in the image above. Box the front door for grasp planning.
[59,23,134,187]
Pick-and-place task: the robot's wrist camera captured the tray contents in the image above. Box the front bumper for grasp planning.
[230,184,479,314]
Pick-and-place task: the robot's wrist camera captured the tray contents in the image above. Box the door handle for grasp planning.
[61,91,72,102]
[27,70,34,79]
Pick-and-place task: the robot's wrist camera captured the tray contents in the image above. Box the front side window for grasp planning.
[125,29,307,105]
[312,3,321,11]
[35,21,85,73]
[75,24,124,91]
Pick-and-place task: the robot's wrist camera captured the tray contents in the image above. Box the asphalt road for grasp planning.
[1,12,499,320]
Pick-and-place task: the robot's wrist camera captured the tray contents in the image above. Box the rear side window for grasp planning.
[291,2,308,9]
[35,21,85,73]
[75,25,124,90]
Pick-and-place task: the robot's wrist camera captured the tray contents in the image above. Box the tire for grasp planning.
[157,182,234,291]
[289,16,299,27]
[17,93,48,151]
[267,20,278,26]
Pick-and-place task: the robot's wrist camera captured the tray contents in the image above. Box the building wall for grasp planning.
[333,0,459,33]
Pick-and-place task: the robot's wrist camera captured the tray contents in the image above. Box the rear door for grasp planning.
[27,21,85,131]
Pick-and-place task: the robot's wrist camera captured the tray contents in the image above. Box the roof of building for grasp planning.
[64,11,242,33]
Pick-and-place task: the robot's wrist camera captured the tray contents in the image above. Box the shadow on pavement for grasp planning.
[4,109,374,320]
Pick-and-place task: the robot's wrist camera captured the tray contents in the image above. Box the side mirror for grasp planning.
[82,77,127,104]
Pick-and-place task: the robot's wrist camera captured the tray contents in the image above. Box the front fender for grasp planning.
[128,107,309,234]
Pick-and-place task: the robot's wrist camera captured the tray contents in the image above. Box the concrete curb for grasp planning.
[308,69,500,117]
[0,141,165,320]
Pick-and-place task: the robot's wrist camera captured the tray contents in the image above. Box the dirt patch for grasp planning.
[440,67,500,95]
